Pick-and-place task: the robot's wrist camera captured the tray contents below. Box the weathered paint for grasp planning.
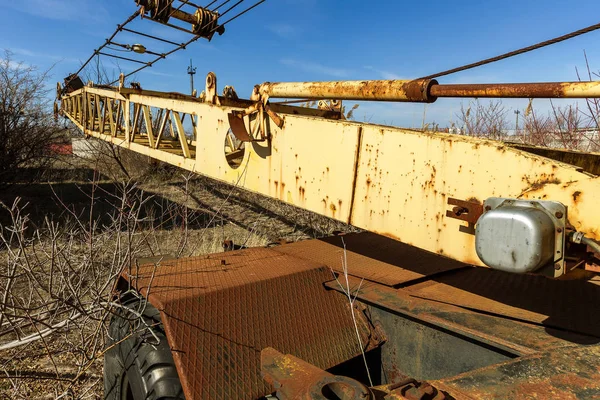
[60,85,600,269]
[430,81,600,99]
[432,344,600,399]
[260,79,436,102]
[122,248,376,399]
[262,80,600,102]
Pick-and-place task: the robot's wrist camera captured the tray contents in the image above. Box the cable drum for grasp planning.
[61,0,265,88]
[136,0,174,23]
[193,7,223,36]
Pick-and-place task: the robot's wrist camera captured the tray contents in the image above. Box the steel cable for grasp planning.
[107,0,264,85]
[420,21,600,80]
[212,0,233,11]
[62,10,140,90]
[62,0,261,87]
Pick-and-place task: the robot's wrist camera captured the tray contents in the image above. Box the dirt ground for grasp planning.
[0,157,357,399]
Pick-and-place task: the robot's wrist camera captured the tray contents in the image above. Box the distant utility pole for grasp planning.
[514,110,521,134]
[187,59,197,95]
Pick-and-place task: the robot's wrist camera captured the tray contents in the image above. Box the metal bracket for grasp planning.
[261,347,373,399]
[446,198,484,224]
[227,111,255,142]
[227,101,284,143]
[205,72,219,105]
[318,99,342,112]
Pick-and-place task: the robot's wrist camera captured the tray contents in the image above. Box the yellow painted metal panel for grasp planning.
[350,124,594,265]
[192,108,360,221]
[60,86,600,268]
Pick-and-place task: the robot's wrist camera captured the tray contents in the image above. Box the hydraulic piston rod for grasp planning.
[259,79,438,103]
[429,81,600,99]
[259,80,600,103]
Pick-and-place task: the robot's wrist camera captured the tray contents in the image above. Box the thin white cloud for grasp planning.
[364,65,404,80]
[280,58,351,78]
[6,60,29,70]
[10,48,36,57]
[3,0,109,22]
[140,69,177,78]
[267,24,298,38]
[0,57,29,72]
[5,47,79,64]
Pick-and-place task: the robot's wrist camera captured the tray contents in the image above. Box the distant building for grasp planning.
[48,143,73,155]
[72,137,100,159]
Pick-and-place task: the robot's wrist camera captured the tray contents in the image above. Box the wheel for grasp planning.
[104,297,185,400]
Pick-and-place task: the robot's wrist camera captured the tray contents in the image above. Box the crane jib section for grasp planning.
[58,81,600,274]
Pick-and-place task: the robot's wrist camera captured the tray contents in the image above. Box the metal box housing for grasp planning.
[476,198,566,275]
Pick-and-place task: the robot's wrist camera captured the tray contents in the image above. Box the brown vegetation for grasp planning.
[0,51,64,188]
[452,55,600,152]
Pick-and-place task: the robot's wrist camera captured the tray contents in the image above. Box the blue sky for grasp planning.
[2,0,600,127]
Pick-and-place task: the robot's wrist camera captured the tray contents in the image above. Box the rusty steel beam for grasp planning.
[430,81,600,99]
[260,79,600,102]
[259,79,437,102]
[59,78,600,276]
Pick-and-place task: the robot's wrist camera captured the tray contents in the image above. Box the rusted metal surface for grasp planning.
[60,77,600,276]
[136,0,223,37]
[328,278,523,356]
[259,79,437,102]
[374,378,451,400]
[432,344,600,399]
[227,111,254,142]
[445,198,483,224]
[261,347,373,399]
[505,142,600,176]
[349,123,600,269]
[124,247,380,399]
[272,232,466,287]
[392,382,447,400]
[430,81,600,99]
[260,80,600,102]
[585,251,600,273]
[403,266,600,338]
[328,272,599,355]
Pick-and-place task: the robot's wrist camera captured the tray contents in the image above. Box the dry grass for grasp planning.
[0,157,356,399]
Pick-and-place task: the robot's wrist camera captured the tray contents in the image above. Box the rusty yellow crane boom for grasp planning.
[57,74,600,278]
[57,7,600,399]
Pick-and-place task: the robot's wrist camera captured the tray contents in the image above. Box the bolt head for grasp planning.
[555,211,564,219]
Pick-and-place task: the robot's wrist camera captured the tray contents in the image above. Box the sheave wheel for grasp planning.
[104,297,185,400]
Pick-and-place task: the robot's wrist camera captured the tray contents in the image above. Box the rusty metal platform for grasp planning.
[126,247,379,400]
[433,344,600,399]
[402,266,600,338]
[124,235,600,398]
[273,232,466,287]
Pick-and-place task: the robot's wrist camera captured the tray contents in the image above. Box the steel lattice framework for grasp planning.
[59,74,600,277]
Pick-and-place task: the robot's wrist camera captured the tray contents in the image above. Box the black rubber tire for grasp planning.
[104,297,185,400]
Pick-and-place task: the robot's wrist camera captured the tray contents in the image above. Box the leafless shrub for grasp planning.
[456,100,510,140]
[519,102,600,151]
[0,51,64,188]
[0,173,250,397]
[0,179,152,397]
[576,50,600,132]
